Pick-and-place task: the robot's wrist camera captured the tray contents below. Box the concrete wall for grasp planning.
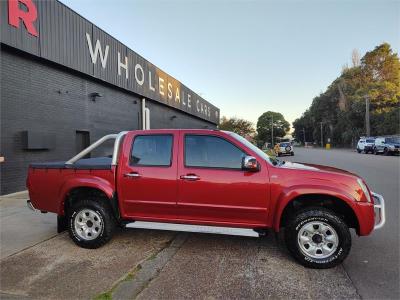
[0,47,215,195]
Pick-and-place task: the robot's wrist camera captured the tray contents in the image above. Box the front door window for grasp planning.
[185,135,245,169]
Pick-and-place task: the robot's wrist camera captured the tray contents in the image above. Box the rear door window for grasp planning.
[131,135,173,166]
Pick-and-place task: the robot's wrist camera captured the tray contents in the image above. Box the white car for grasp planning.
[277,142,294,156]
[356,137,375,154]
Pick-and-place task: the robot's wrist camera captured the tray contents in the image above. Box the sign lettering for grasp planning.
[8,0,38,37]
[1,0,219,123]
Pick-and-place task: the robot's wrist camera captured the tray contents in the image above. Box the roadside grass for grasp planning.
[94,291,112,300]
[93,264,143,300]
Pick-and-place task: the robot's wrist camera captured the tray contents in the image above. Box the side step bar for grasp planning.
[125,221,261,237]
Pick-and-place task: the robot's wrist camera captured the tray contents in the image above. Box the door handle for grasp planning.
[180,174,200,181]
[124,172,141,178]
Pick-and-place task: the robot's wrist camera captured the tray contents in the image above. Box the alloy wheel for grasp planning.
[297,221,339,259]
[74,209,103,241]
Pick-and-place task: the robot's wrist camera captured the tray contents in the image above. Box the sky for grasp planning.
[60,0,399,127]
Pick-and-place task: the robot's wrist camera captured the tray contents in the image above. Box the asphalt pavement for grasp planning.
[283,147,400,300]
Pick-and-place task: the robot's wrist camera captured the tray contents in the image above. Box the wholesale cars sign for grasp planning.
[0,0,220,124]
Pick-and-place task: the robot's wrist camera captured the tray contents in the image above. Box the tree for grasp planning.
[351,49,361,67]
[292,109,313,143]
[218,116,255,137]
[293,43,400,147]
[256,111,290,145]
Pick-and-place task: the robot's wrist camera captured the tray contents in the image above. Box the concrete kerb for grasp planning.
[108,233,189,300]
[0,190,29,201]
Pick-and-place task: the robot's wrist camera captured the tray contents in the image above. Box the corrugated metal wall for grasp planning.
[0,0,220,124]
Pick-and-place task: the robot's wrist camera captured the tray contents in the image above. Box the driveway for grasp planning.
[0,192,56,259]
[1,228,358,300]
[1,193,358,299]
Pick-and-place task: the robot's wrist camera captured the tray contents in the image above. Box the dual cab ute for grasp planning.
[27,130,385,268]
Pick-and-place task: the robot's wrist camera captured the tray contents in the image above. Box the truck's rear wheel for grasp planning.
[68,198,115,249]
[284,207,351,269]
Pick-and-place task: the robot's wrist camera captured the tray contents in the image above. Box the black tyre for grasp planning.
[291,152,294,156]
[357,149,361,153]
[284,207,351,269]
[68,198,116,249]
[384,148,389,156]
[374,147,379,155]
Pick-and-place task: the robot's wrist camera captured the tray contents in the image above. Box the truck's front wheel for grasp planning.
[285,208,351,269]
[68,199,115,249]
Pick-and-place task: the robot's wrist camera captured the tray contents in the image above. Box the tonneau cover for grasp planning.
[29,157,112,169]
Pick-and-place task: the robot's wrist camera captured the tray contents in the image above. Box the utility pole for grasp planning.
[271,114,274,146]
[320,122,323,148]
[365,96,370,136]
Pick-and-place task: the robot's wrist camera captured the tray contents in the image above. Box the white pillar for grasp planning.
[145,107,150,130]
[141,98,150,130]
[142,98,146,130]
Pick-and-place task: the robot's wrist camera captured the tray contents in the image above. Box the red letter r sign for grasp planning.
[8,0,38,37]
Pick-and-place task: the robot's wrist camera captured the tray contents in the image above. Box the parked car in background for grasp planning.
[373,137,400,155]
[275,142,294,156]
[357,137,375,154]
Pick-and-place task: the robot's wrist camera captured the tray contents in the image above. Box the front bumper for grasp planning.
[278,149,293,154]
[372,192,385,230]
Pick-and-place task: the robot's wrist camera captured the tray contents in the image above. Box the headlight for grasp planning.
[357,178,372,202]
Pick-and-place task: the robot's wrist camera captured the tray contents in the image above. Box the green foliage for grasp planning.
[372,107,400,135]
[218,116,255,137]
[94,292,112,300]
[264,148,277,157]
[293,43,400,147]
[256,111,290,145]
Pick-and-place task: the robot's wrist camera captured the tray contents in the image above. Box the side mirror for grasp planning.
[242,156,259,172]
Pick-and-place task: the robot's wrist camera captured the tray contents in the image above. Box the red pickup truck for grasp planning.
[27,129,385,268]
